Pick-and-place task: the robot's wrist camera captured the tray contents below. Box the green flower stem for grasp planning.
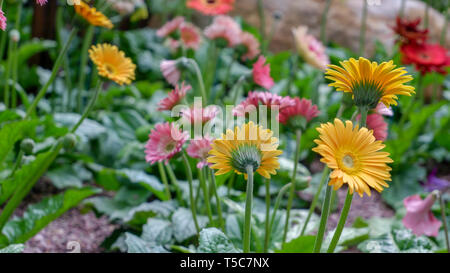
[359,0,368,56]
[282,129,302,244]
[441,7,448,46]
[71,80,102,133]
[320,0,332,44]
[165,163,184,206]
[77,25,95,113]
[158,162,171,200]
[11,2,22,108]
[25,27,77,119]
[300,166,330,236]
[438,192,450,253]
[199,167,214,225]
[358,106,368,128]
[9,150,24,178]
[257,0,266,52]
[232,75,246,105]
[268,183,291,243]
[313,183,332,253]
[218,54,235,101]
[56,6,73,110]
[209,169,225,231]
[264,179,271,252]
[424,0,430,29]
[327,189,353,253]
[3,37,13,108]
[181,152,200,235]
[243,165,254,253]
[0,30,6,61]
[187,58,207,105]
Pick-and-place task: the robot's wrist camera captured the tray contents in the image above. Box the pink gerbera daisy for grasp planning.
[357,113,388,141]
[186,136,214,168]
[234,91,294,116]
[204,15,241,47]
[253,56,274,89]
[160,59,181,86]
[0,9,6,31]
[158,82,191,111]
[292,25,330,70]
[402,193,442,237]
[180,22,202,50]
[187,0,234,15]
[156,16,185,38]
[279,98,320,128]
[240,31,260,61]
[180,105,219,124]
[145,122,188,164]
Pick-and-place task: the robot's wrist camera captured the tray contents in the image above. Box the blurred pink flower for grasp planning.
[204,15,241,47]
[234,91,294,116]
[164,38,181,53]
[181,105,219,124]
[0,9,6,31]
[156,16,184,38]
[279,97,320,125]
[187,0,234,15]
[292,25,329,70]
[187,136,214,168]
[253,56,274,89]
[145,122,188,164]
[36,0,48,5]
[180,22,202,50]
[357,113,388,141]
[160,60,180,86]
[240,31,260,61]
[375,103,393,116]
[158,82,191,111]
[402,194,442,237]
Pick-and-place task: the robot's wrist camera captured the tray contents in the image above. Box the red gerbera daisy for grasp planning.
[187,0,234,15]
[401,43,450,75]
[392,16,428,45]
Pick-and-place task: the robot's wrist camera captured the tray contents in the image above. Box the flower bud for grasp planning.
[63,133,77,150]
[20,138,35,155]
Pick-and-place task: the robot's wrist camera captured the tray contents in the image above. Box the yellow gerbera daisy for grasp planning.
[207,122,282,179]
[312,118,393,197]
[89,44,136,85]
[325,57,415,108]
[74,1,113,29]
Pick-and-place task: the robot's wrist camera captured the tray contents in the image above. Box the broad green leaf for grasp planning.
[124,232,169,253]
[172,208,208,243]
[17,40,57,66]
[275,235,315,253]
[0,244,25,253]
[117,169,166,200]
[141,218,173,246]
[1,187,99,244]
[46,164,92,189]
[198,228,239,253]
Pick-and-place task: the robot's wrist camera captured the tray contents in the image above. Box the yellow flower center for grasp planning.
[342,154,354,168]
[338,152,360,174]
[104,63,116,74]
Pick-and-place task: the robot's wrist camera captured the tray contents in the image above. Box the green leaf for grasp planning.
[46,164,92,189]
[171,208,208,243]
[198,228,239,253]
[141,218,173,246]
[382,165,426,208]
[17,40,57,66]
[1,187,99,244]
[117,169,166,200]
[275,235,315,253]
[0,120,37,165]
[0,244,25,253]
[124,232,169,253]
